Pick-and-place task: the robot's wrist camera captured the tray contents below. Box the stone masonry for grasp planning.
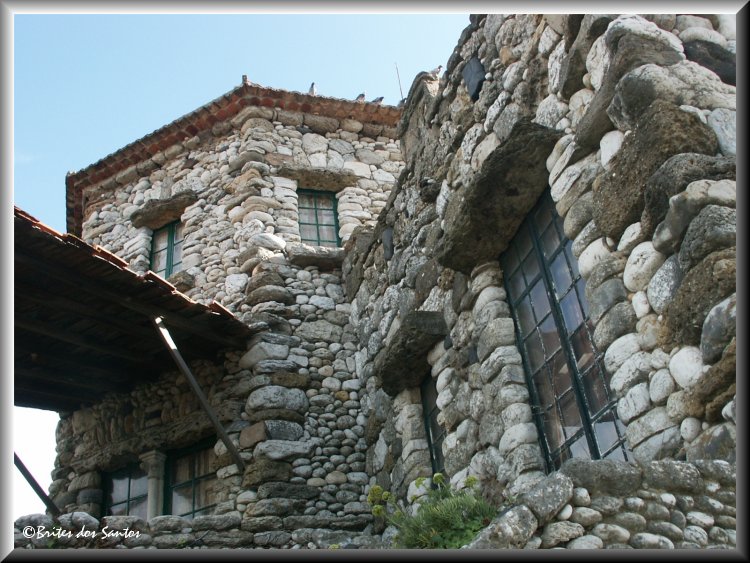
[15,12,736,551]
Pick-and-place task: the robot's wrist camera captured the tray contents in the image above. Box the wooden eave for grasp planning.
[14,207,254,412]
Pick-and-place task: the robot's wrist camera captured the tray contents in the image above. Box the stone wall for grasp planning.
[344,11,736,546]
[14,12,737,552]
[468,459,736,549]
[27,96,404,548]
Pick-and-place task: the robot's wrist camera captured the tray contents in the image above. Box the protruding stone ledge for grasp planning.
[130,192,199,229]
[436,119,562,273]
[286,242,344,270]
[374,311,448,396]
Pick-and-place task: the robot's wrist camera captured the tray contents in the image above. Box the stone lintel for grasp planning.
[375,311,448,396]
[437,119,563,273]
[130,192,199,229]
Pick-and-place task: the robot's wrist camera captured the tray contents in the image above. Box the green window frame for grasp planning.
[151,221,184,278]
[164,440,217,519]
[501,191,630,471]
[421,375,445,475]
[298,189,340,248]
[104,463,148,519]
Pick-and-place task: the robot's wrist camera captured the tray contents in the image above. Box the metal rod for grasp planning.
[151,316,245,472]
[395,62,404,100]
[14,452,61,517]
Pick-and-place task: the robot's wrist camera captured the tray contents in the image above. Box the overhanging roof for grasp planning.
[14,207,254,412]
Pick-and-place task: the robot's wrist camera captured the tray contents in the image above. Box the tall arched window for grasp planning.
[501,191,630,470]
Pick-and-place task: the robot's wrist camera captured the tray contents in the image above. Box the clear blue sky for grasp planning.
[11,12,469,521]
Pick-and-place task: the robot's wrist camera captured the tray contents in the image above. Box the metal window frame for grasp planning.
[151,221,183,278]
[501,191,630,472]
[163,439,218,519]
[104,463,149,517]
[297,189,341,247]
[420,375,446,475]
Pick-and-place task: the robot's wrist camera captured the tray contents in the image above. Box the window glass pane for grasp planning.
[516,297,535,337]
[569,433,591,459]
[550,351,572,395]
[575,278,589,318]
[524,331,545,374]
[298,194,315,208]
[560,288,584,332]
[153,229,169,251]
[129,470,148,497]
[152,250,167,274]
[171,485,193,517]
[533,369,555,408]
[540,224,560,259]
[565,241,579,278]
[318,225,337,243]
[522,252,541,284]
[300,224,319,242]
[570,328,595,373]
[507,268,527,301]
[171,456,191,485]
[173,241,183,265]
[515,228,533,260]
[559,392,582,438]
[593,416,619,454]
[318,209,335,225]
[541,407,563,453]
[502,246,520,279]
[582,369,609,416]
[194,479,216,510]
[175,223,185,242]
[109,474,129,504]
[533,200,553,232]
[315,196,334,210]
[299,208,316,224]
[550,252,573,297]
[195,449,215,477]
[539,315,561,358]
[530,280,549,321]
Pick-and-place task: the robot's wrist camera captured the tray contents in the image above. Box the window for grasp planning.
[421,375,445,474]
[151,221,184,278]
[501,191,630,471]
[104,463,148,519]
[164,442,217,519]
[298,189,340,247]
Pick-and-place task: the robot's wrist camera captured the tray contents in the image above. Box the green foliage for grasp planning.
[367,473,498,549]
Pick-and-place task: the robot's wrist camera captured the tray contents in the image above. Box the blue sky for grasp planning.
[11,12,469,521]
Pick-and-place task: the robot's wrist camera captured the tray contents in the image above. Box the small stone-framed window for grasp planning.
[164,441,217,519]
[501,191,630,471]
[421,375,445,474]
[103,463,148,519]
[151,221,184,278]
[298,189,340,248]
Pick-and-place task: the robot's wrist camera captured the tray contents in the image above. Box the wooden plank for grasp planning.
[15,249,249,349]
[15,318,148,363]
[14,454,61,516]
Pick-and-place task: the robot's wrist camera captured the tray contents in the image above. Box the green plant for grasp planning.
[367,473,498,549]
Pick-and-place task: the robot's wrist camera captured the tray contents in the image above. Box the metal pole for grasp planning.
[151,316,245,472]
[14,452,61,517]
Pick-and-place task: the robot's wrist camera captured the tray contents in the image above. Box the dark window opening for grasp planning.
[104,463,148,519]
[501,191,630,471]
[164,440,217,519]
[421,375,445,475]
[151,221,184,278]
[298,189,340,248]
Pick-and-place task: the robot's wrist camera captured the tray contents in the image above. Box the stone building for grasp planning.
[14,13,736,551]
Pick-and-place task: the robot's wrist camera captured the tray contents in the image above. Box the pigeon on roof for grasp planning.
[371,96,384,104]
[355,92,366,103]
[242,74,250,85]
[308,82,317,95]
[429,65,443,79]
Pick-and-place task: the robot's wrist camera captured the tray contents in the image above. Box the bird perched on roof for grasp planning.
[308,82,317,95]
[371,96,384,104]
[428,65,443,79]
[242,74,250,85]
[355,92,366,103]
